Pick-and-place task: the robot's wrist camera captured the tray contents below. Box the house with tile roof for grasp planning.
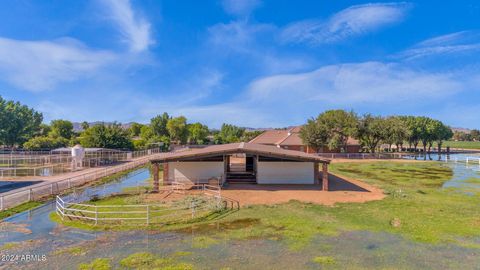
[249,126,361,153]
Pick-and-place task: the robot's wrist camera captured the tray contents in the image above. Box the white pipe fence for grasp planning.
[316,153,405,159]
[444,156,480,164]
[0,154,158,211]
[55,183,235,225]
[0,148,163,178]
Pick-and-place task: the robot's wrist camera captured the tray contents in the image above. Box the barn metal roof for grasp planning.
[150,142,330,163]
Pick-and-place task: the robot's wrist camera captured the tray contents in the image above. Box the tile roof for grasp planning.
[249,129,290,145]
[250,126,360,147]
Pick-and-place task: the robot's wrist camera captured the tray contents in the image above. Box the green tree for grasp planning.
[139,125,153,140]
[188,122,209,144]
[23,136,68,150]
[299,119,328,151]
[38,123,51,137]
[129,122,144,137]
[137,124,170,150]
[215,124,245,144]
[453,131,470,141]
[166,116,188,144]
[416,116,435,153]
[401,116,422,151]
[241,130,263,142]
[383,116,408,152]
[357,114,387,153]
[151,112,170,137]
[49,119,74,139]
[434,122,453,153]
[470,129,480,141]
[316,110,358,152]
[0,96,43,147]
[81,121,90,131]
[80,123,133,149]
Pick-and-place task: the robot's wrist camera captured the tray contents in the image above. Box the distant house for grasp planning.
[249,126,361,153]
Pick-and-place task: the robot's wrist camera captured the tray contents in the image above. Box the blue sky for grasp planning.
[1,0,480,128]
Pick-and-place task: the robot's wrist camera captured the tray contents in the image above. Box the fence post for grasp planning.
[51,183,54,195]
[95,206,98,225]
[0,196,3,211]
[28,189,33,201]
[146,205,149,225]
[191,202,195,218]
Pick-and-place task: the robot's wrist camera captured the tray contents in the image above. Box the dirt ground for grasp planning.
[220,173,384,206]
[145,172,385,207]
[147,159,410,206]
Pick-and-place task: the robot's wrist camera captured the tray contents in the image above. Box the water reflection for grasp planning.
[0,168,150,245]
[1,161,479,269]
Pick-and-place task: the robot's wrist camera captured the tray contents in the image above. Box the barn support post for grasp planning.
[152,162,159,193]
[163,163,169,185]
[322,163,329,191]
[313,162,319,184]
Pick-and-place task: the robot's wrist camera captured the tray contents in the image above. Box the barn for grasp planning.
[150,142,330,191]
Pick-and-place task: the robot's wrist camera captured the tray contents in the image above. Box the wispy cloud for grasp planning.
[247,61,468,104]
[0,37,115,91]
[281,2,410,45]
[221,0,261,17]
[137,59,476,128]
[100,0,154,52]
[398,31,480,60]
[207,20,274,53]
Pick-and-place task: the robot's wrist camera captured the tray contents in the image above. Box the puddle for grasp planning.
[0,159,479,269]
[0,168,150,245]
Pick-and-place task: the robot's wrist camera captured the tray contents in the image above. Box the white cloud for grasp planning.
[398,31,480,60]
[208,20,274,53]
[100,0,153,52]
[281,2,410,45]
[0,37,115,91]
[176,70,224,103]
[247,61,467,104]
[137,60,476,128]
[221,0,261,17]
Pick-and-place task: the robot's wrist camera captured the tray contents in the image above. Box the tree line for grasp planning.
[0,96,260,150]
[452,129,480,142]
[0,96,456,153]
[300,110,453,153]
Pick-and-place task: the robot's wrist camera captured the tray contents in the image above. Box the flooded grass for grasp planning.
[312,256,336,265]
[50,161,480,250]
[77,258,112,270]
[5,162,480,269]
[0,201,43,220]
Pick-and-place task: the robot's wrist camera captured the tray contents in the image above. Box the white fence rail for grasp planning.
[55,183,230,225]
[0,148,163,178]
[316,153,405,159]
[444,156,480,164]
[0,155,157,211]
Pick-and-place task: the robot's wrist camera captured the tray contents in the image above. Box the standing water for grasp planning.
[0,161,479,269]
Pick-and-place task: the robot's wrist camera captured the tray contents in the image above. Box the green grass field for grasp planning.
[442,140,480,149]
[53,161,480,250]
[418,140,480,150]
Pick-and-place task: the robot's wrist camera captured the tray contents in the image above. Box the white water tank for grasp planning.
[72,144,85,159]
[71,144,85,171]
